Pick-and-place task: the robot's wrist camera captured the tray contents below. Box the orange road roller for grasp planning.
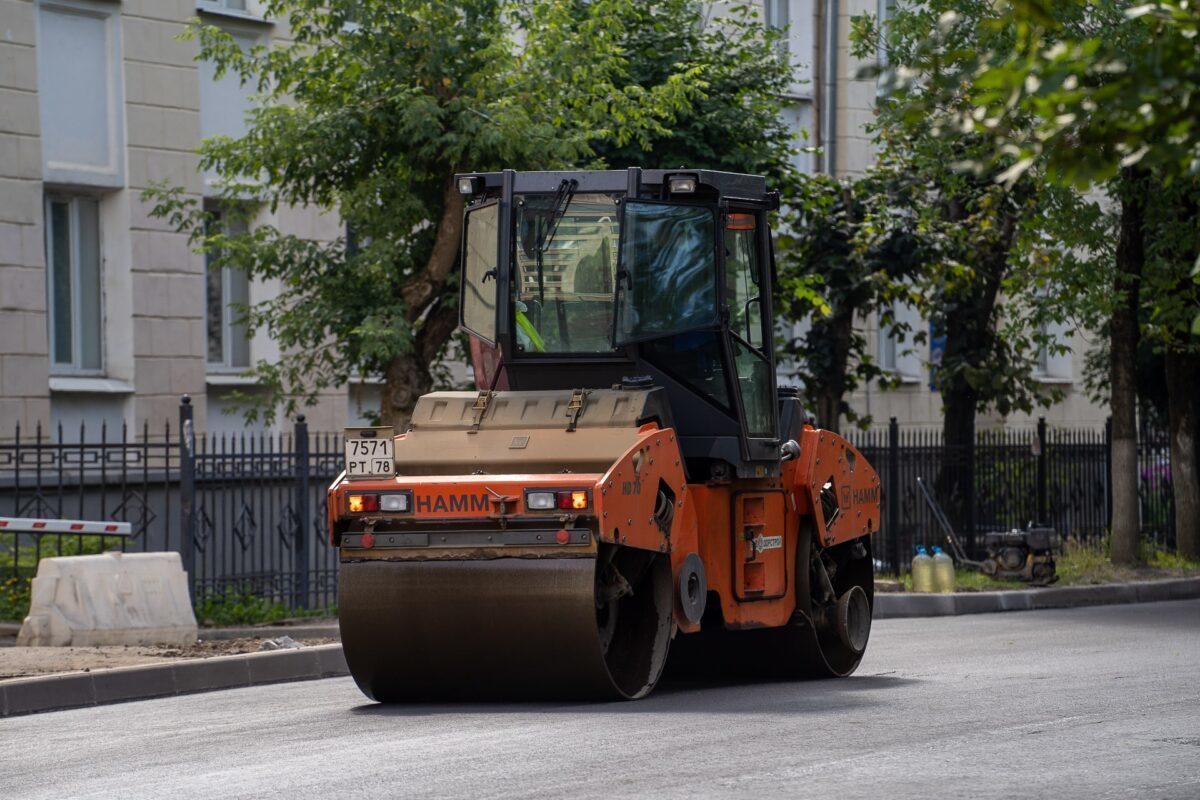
[328,169,881,701]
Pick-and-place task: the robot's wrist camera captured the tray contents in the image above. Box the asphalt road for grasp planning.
[3,599,1198,800]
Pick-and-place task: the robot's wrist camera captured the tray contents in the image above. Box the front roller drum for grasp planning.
[338,550,673,702]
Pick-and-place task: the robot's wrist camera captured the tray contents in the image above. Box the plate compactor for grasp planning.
[327,169,882,701]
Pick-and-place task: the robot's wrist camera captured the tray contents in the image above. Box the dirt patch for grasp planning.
[0,637,339,682]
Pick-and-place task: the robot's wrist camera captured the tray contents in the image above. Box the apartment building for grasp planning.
[0,0,1104,438]
[0,0,371,437]
[768,0,1109,430]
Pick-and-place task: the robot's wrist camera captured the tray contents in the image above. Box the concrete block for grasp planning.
[0,221,21,267]
[17,551,198,647]
[126,105,201,151]
[19,221,44,268]
[0,133,42,181]
[0,0,37,47]
[3,673,95,715]
[0,41,38,92]
[134,316,203,358]
[246,649,323,685]
[0,177,41,225]
[172,654,251,695]
[122,16,198,68]
[0,266,47,311]
[127,146,201,192]
[121,0,197,23]
[0,88,39,138]
[91,661,178,704]
[0,354,47,397]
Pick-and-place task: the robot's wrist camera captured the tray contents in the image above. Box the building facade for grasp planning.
[0,0,369,437]
[0,0,1106,438]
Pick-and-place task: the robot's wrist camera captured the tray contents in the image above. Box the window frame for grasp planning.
[613,198,721,348]
[460,199,500,344]
[44,193,105,376]
[205,206,252,373]
[35,0,126,188]
[719,206,778,444]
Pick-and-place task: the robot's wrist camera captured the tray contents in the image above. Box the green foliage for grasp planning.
[906,0,1200,189]
[775,170,927,428]
[591,1,798,182]
[146,0,800,426]
[195,588,335,627]
[848,1,1109,429]
[0,575,32,623]
[884,1,1200,341]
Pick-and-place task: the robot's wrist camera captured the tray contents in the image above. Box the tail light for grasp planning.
[348,494,380,513]
[556,490,589,511]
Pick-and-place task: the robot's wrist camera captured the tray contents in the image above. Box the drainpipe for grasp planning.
[822,0,839,175]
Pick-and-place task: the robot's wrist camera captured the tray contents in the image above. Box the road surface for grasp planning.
[3,599,1198,799]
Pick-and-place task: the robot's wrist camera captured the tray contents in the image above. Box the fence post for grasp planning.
[294,415,310,610]
[1104,416,1113,529]
[179,395,196,604]
[1036,416,1048,524]
[887,417,901,574]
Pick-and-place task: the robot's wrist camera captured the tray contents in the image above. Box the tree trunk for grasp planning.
[814,310,854,434]
[1109,168,1146,564]
[380,171,466,428]
[1165,348,1200,559]
[939,375,977,546]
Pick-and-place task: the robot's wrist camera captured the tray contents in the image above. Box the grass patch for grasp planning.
[195,589,335,628]
[879,537,1200,592]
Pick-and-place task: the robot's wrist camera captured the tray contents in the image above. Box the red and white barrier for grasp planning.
[0,517,131,536]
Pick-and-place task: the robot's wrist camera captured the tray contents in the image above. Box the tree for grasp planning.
[904,0,1200,558]
[591,1,797,183]
[148,0,699,427]
[773,170,926,432]
[850,1,1102,534]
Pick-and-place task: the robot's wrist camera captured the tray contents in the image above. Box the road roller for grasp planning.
[328,168,881,701]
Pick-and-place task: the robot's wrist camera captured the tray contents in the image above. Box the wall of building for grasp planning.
[0,0,355,437]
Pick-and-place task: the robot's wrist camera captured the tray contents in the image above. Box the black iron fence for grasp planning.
[0,399,1181,612]
[1,397,342,611]
[848,418,1175,573]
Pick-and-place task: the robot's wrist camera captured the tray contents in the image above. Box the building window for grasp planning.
[45,195,103,373]
[878,312,897,371]
[198,29,259,190]
[206,209,251,371]
[36,0,125,187]
[198,0,248,12]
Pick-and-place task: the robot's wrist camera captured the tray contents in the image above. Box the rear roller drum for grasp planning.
[338,543,673,702]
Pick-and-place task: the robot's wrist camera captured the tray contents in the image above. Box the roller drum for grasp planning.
[339,553,672,702]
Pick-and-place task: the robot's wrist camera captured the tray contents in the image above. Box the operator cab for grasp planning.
[456,168,784,479]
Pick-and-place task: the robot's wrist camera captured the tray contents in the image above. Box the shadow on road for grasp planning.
[347,673,920,718]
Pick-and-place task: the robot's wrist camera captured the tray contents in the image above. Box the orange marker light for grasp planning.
[348,494,379,513]
[555,490,589,510]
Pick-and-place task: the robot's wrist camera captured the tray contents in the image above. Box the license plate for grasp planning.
[344,427,395,480]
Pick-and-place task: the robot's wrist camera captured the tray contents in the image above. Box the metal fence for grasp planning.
[0,400,1181,608]
[1,397,342,610]
[848,418,1176,573]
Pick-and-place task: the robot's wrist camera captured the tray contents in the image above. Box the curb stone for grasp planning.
[0,643,348,718]
[4,579,1197,716]
[874,577,1200,619]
